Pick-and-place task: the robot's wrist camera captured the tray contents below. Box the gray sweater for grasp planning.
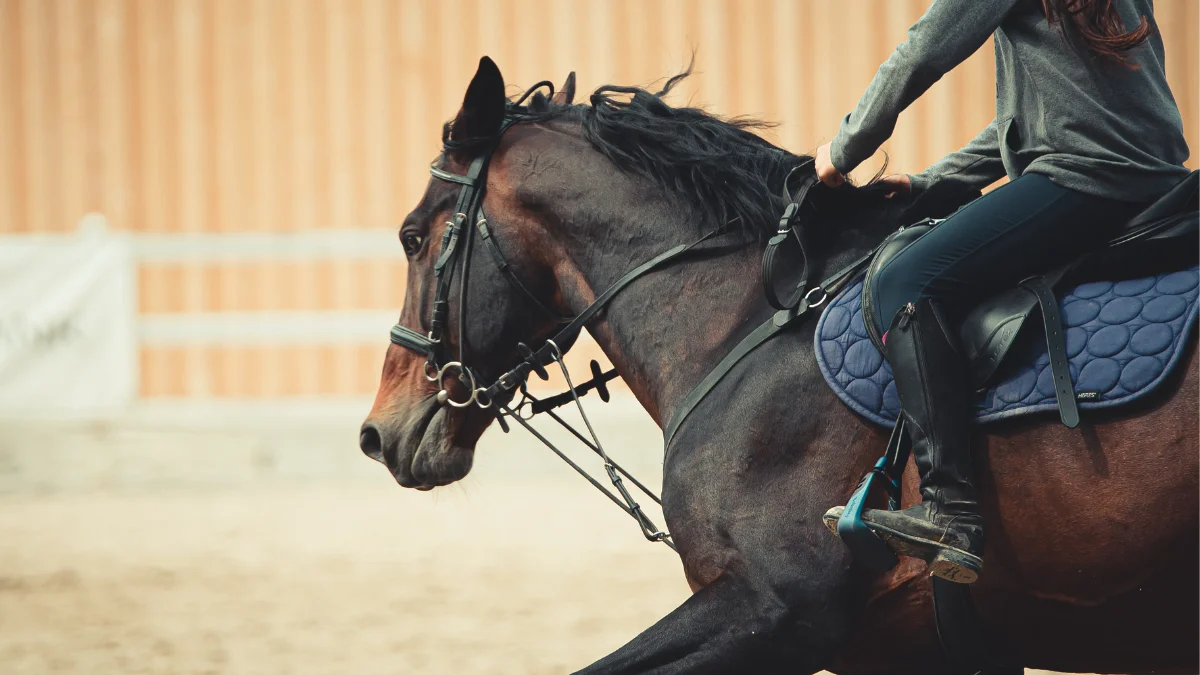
[830,0,1190,203]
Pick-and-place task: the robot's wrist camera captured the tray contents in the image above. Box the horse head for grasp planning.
[359,58,585,489]
[360,57,919,490]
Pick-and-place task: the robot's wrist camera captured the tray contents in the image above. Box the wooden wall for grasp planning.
[1,0,1196,397]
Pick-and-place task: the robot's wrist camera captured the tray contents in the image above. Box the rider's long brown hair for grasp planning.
[1041,0,1153,68]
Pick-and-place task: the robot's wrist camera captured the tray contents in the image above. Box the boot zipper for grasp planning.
[898,302,915,329]
[862,229,907,352]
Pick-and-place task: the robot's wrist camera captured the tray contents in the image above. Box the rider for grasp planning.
[816,0,1190,583]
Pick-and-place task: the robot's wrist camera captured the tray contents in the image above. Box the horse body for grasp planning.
[364,59,1198,674]
[578,218,1198,674]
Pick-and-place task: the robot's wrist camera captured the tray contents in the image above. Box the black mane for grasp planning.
[445,71,820,241]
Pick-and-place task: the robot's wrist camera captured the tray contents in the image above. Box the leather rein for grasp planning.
[389,89,878,552]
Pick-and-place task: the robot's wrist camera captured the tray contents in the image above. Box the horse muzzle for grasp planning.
[361,396,476,489]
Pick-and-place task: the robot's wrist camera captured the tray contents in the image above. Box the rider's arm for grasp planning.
[909,117,1007,194]
[829,0,1021,175]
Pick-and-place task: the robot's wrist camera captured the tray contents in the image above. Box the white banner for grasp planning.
[0,226,136,415]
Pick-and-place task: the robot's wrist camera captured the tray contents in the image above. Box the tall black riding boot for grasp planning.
[825,298,985,584]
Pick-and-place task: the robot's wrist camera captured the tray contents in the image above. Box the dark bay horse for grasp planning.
[361,58,1199,674]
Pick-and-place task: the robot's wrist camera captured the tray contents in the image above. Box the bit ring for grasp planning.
[435,362,477,408]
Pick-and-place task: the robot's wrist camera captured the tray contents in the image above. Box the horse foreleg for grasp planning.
[573,572,843,675]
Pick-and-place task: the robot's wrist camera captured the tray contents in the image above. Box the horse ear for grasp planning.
[551,72,576,105]
[451,56,506,141]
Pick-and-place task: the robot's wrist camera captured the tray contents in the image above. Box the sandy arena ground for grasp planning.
[0,398,1065,674]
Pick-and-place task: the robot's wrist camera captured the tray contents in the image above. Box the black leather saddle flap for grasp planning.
[958,269,1065,389]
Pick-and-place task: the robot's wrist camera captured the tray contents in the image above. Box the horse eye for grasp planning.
[401,233,425,255]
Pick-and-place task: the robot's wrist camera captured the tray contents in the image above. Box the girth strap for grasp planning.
[932,578,1020,675]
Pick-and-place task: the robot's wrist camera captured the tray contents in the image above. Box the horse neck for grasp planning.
[561,197,890,430]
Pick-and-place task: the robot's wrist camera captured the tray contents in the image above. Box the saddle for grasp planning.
[860,170,1199,428]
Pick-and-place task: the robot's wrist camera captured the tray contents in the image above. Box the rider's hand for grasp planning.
[876,173,912,199]
[815,142,846,188]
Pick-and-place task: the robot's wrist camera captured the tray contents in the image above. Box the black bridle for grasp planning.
[388,116,570,411]
[388,86,876,552]
[389,85,731,550]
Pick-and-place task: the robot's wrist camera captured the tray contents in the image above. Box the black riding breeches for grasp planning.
[871,173,1148,330]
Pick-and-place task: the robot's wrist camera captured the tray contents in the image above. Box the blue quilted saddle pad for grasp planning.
[814,265,1199,426]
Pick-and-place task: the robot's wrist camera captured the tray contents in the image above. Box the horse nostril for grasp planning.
[359,423,384,462]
